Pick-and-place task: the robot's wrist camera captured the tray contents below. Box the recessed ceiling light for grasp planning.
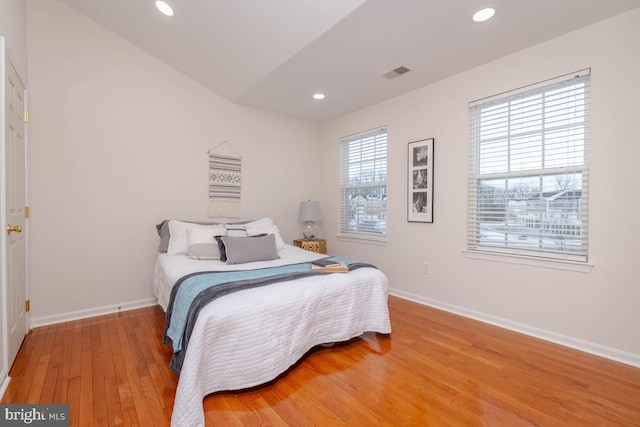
[155,0,174,16]
[472,7,495,23]
[313,93,325,100]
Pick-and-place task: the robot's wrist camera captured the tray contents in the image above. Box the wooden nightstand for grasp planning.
[293,238,327,254]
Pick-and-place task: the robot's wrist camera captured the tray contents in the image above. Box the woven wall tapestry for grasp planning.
[207,143,242,218]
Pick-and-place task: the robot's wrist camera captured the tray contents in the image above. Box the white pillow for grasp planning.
[246,225,285,250]
[224,217,275,237]
[244,217,274,229]
[187,225,226,259]
[168,220,222,255]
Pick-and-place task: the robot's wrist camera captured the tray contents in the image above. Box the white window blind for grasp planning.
[467,69,590,262]
[339,127,387,240]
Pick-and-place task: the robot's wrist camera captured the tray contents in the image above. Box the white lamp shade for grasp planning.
[298,200,323,222]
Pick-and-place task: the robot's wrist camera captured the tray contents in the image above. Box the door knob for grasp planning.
[6,225,22,234]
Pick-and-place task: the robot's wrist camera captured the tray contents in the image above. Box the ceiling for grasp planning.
[59,0,640,122]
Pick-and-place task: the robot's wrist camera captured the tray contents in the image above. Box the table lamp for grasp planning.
[298,200,322,240]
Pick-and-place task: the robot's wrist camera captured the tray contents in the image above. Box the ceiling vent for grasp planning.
[382,66,411,79]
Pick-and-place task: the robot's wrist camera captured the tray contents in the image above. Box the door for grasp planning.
[2,38,27,368]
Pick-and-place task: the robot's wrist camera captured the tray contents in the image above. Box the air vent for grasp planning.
[382,66,411,80]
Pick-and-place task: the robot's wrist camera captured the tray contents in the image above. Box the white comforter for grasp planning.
[153,245,391,427]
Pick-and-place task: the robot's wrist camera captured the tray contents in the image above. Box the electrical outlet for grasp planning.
[422,262,430,275]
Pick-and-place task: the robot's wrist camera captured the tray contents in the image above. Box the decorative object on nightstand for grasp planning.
[298,200,323,239]
[293,238,327,254]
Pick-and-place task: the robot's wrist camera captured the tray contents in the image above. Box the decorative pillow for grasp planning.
[246,225,285,250]
[187,226,226,259]
[214,236,227,261]
[217,234,278,264]
[223,217,274,237]
[168,221,223,256]
[224,224,248,237]
[215,234,267,262]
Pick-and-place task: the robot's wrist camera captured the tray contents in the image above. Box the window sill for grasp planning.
[337,233,388,246]
[462,249,593,273]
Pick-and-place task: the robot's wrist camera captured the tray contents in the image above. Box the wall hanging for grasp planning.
[207,141,242,218]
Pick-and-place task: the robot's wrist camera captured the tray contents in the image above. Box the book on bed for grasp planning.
[311,260,348,273]
[312,259,342,268]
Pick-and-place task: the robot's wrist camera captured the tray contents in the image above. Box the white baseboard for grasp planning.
[0,370,9,401]
[389,288,640,369]
[29,297,158,329]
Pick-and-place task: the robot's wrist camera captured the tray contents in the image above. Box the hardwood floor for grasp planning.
[3,296,640,426]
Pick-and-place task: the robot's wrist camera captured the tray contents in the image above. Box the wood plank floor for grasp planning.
[3,296,640,426]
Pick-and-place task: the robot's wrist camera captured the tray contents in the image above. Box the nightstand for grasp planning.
[293,238,327,254]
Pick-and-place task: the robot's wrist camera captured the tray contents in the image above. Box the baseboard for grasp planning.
[389,288,640,369]
[0,370,9,401]
[29,297,158,328]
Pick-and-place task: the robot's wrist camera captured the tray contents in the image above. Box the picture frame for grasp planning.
[407,138,434,223]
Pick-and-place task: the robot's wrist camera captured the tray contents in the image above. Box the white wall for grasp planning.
[0,0,27,79]
[26,0,320,322]
[320,9,640,364]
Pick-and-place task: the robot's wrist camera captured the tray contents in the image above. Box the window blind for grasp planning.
[467,69,590,261]
[339,127,387,240]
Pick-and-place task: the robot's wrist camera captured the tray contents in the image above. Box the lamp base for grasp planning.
[302,223,319,240]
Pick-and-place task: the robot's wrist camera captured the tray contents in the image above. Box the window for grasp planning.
[467,70,590,262]
[339,127,387,240]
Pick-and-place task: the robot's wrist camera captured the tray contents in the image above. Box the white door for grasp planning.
[1,38,27,368]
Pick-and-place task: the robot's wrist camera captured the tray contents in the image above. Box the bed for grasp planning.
[153,219,391,427]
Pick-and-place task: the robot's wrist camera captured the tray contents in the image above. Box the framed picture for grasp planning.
[408,138,434,222]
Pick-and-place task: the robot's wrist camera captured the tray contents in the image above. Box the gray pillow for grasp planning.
[220,234,280,264]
